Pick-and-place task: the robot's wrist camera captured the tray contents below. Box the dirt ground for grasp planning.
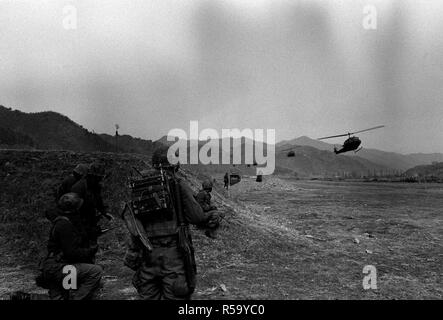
[0,151,442,299]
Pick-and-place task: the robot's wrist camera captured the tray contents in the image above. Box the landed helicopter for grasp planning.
[318,125,384,154]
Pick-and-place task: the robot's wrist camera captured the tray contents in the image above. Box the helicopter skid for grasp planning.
[354,147,363,153]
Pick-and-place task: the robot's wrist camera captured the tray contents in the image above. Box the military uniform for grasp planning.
[195,189,217,212]
[224,173,229,189]
[124,148,220,300]
[70,164,107,244]
[40,193,102,300]
[195,180,220,239]
[57,175,79,200]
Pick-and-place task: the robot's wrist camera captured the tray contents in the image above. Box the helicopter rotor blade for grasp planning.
[318,125,385,140]
[317,133,349,140]
[351,125,385,135]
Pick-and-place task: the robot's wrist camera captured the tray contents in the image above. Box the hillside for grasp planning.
[100,133,157,155]
[0,106,115,152]
[3,105,443,177]
[0,126,35,149]
[0,105,162,155]
[277,136,332,151]
[0,149,290,299]
[404,162,443,179]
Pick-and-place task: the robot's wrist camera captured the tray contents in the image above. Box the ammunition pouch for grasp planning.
[123,248,143,271]
[172,275,190,298]
[35,253,65,289]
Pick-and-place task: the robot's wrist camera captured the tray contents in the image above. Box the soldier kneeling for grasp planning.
[37,193,102,300]
[195,180,221,238]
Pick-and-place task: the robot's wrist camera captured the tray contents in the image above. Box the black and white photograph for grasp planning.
[0,0,442,307]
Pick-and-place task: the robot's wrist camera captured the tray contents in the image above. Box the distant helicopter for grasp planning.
[277,147,296,157]
[318,125,384,154]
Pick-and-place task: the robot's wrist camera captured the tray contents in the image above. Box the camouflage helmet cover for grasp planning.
[88,162,105,177]
[58,192,83,212]
[202,180,213,191]
[73,163,89,176]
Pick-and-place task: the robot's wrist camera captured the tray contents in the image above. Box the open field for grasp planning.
[0,150,442,299]
[227,177,443,299]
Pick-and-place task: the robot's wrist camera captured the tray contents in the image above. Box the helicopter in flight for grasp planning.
[318,125,385,154]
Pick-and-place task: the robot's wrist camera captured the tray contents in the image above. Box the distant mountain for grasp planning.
[277,136,332,151]
[275,144,388,177]
[404,162,443,179]
[0,105,164,154]
[278,135,443,171]
[0,105,116,152]
[4,105,442,177]
[155,135,265,164]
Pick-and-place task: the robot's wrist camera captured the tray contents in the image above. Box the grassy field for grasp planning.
[0,150,442,299]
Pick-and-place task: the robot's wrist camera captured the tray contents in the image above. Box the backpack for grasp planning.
[128,169,174,218]
[35,216,70,289]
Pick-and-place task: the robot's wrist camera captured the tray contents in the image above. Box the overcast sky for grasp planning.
[1,0,443,153]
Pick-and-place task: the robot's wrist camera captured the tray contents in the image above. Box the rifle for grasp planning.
[120,202,153,252]
[97,225,119,236]
[163,165,197,294]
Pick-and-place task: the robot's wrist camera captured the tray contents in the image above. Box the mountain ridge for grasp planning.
[2,105,442,176]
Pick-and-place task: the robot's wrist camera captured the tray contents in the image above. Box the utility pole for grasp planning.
[115,124,119,153]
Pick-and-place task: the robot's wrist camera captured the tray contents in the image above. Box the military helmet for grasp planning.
[73,163,89,177]
[88,162,105,177]
[151,146,171,168]
[202,180,213,191]
[58,192,83,212]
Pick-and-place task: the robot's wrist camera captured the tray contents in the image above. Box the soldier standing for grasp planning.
[123,147,221,300]
[71,163,111,245]
[223,172,229,189]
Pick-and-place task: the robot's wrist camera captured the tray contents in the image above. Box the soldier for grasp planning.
[224,172,229,189]
[71,162,111,245]
[195,180,217,212]
[123,147,221,300]
[195,180,221,239]
[56,164,89,201]
[39,193,102,300]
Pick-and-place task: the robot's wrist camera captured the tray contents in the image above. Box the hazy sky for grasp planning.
[1,0,443,153]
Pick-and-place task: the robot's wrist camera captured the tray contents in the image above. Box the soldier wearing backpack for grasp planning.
[37,193,103,300]
[123,147,221,300]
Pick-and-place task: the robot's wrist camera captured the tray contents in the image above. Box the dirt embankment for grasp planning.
[0,150,287,299]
